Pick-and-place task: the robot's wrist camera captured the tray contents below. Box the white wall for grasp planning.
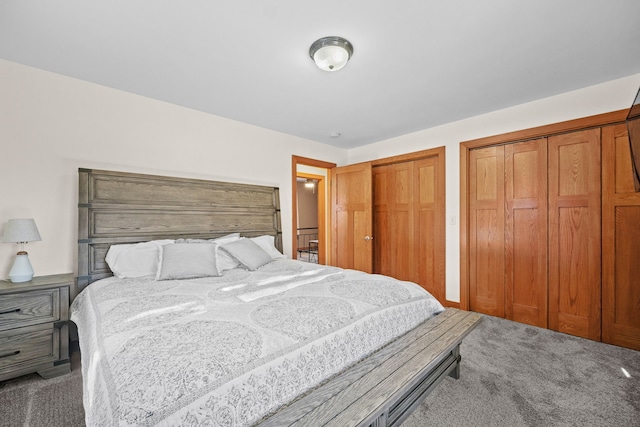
[3,58,639,303]
[348,73,640,303]
[0,60,348,279]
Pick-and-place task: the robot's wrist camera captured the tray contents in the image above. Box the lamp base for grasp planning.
[9,252,34,283]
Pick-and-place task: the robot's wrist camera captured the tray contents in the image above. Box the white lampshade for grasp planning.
[3,218,42,243]
[3,218,42,283]
[309,36,353,72]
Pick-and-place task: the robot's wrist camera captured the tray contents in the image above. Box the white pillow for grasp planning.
[211,233,241,271]
[250,235,286,259]
[171,234,241,272]
[105,240,174,279]
[221,239,274,271]
[212,233,241,244]
[213,246,239,272]
[174,232,240,245]
[156,243,219,280]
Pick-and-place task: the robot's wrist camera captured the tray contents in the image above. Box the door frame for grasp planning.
[292,155,336,265]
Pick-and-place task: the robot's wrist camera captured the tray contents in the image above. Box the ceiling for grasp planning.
[2,1,640,149]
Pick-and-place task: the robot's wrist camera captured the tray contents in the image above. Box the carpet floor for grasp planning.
[1,315,638,426]
[404,315,640,427]
[0,352,84,427]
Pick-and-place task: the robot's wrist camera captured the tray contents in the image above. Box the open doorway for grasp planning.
[296,174,322,263]
[292,156,336,265]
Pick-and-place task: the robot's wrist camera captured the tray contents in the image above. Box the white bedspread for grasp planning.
[70,259,444,426]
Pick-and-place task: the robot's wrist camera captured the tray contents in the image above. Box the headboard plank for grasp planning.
[89,172,278,208]
[77,168,282,294]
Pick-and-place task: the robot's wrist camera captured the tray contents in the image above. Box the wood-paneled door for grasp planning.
[414,156,446,303]
[373,162,414,281]
[602,124,640,350]
[468,139,548,327]
[460,109,638,347]
[372,153,445,303]
[468,145,505,318]
[505,139,548,328]
[331,163,373,273]
[548,128,601,341]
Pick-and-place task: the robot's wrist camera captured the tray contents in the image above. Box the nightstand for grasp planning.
[0,273,73,381]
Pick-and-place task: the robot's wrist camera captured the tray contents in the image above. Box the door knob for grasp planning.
[364,236,373,241]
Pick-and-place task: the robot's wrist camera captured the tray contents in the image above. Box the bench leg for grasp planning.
[448,344,461,379]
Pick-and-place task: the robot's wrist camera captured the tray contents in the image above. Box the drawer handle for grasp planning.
[0,350,20,359]
[0,308,21,316]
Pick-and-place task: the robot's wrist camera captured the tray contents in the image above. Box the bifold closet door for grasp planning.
[414,156,445,303]
[602,124,640,351]
[548,129,601,341]
[469,140,548,325]
[373,162,415,282]
[372,156,445,303]
[469,146,505,317]
[504,139,548,328]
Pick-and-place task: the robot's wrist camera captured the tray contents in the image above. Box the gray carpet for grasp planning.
[1,315,638,426]
[0,352,84,427]
[404,315,640,427]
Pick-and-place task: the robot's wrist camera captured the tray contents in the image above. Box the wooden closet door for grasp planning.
[372,162,415,282]
[504,139,548,328]
[372,150,445,303]
[414,156,445,303]
[331,163,373,273]
[602,124,640,350]
[469,146,505,317]
[373,165,392,277]
[548,129,601,340]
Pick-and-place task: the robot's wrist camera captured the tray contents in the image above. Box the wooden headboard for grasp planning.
[77,168,282,292]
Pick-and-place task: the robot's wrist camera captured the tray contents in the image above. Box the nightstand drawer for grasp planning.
[0,324,59,372]
[0,289,60,331]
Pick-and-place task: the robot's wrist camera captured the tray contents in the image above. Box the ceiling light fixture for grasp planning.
[309,36,353,72]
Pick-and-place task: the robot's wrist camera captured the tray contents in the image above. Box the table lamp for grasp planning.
[2,218,42,283]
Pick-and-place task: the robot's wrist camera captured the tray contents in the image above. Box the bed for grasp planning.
[72,168,481,427]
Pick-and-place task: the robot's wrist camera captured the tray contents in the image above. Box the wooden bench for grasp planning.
[260,308,482,426]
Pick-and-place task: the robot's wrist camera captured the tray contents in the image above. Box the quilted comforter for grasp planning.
[70,259,444,426]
